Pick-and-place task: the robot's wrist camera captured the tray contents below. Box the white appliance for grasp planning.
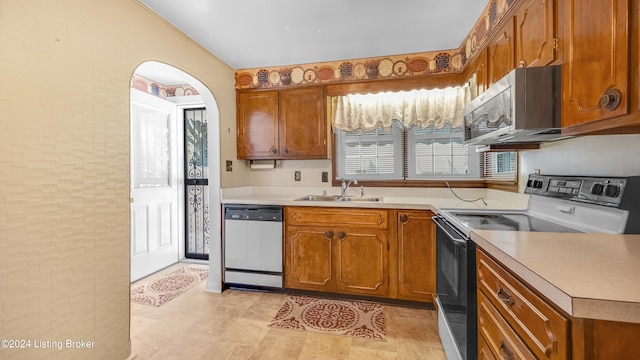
[434,174,640,360]
[223,205,283,289]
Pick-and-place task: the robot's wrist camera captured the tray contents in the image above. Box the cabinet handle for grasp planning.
[325,230,334,239]
[337,231,346,239]
[399,214,408,223]
[600,89,622,111]
[270,147,277,154]
[497,287,515,306]
[283,148,290,154]
[499,341,515,360]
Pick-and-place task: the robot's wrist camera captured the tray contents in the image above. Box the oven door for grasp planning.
[433,215,476,360]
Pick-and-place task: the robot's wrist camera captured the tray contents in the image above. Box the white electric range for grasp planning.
[433,173,640,360]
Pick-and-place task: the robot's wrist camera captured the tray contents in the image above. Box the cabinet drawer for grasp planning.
[477,250,569,360]
[285,207,388,229]
[478,292,537,360]
[478,334,497,360]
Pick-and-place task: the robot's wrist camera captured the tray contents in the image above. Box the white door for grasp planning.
[130,89,179,282]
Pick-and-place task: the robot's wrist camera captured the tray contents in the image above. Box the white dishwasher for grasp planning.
[223,204,283,289]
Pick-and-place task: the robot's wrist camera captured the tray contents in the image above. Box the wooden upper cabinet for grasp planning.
[236,91,279,159]
[236,87,327,160]
[279,87,327,158]
[515,0,556,68]
[464,48,488,98]
[487,17,516,86]
[560,0,630,128]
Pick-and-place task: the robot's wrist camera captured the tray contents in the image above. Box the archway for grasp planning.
[130,61,222,293]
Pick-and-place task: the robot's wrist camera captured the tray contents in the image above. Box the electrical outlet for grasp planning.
[226,160,232,172]
[321,172,328,182]
[294,170,301,181]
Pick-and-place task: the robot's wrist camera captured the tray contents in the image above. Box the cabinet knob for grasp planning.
[337,231,346,239]
[497,287,515,306]
[499,341,515,360]
[600,89,622,111]
[518,60,526,68]
[325,230,334,239]
[270,147,277,154]
[399,214,408,223]
[283,148,290,154]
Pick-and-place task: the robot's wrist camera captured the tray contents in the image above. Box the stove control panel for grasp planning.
[525,174,627,207]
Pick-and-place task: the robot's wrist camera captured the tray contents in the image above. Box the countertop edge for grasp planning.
[471,231,640,324]
[471,232,575,316]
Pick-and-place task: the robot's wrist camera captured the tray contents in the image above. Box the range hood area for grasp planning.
[463,66,566,148]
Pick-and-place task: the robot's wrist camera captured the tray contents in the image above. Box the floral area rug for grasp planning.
[131,265,208,307]
[268,295,387,341]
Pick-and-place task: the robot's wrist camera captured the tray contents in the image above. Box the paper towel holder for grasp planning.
[249,159,277,170]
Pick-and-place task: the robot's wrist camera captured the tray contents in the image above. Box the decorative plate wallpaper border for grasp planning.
[131,74,199,99]
[235,0,518,89]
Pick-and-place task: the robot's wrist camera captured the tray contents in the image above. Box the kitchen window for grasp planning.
[335,122,481,182]
[331,86,484,184]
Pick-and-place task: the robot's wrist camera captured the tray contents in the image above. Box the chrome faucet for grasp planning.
[340,178,358,197]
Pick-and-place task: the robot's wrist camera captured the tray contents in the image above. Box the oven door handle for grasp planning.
[432,215,467,245]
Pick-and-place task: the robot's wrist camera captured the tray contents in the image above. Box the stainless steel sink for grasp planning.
[294,195,382,202]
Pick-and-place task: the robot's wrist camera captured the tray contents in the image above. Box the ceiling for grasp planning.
[138,0,487,71]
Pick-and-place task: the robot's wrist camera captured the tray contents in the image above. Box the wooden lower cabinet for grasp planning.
[395,210,436,302]
[477,248,569,360]
[477,248,640,360]
[284,207,437,302]
[284,207,389,297]
[478,292,537,360]
[335,228,388,296]
[478,334,498,360]
[285,225,335,291]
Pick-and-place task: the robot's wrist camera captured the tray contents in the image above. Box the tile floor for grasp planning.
[130,264,447,360]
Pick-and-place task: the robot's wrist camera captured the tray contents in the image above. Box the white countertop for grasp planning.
[220,186,530,212]
[472,230,640,324]
[221,186,640,324]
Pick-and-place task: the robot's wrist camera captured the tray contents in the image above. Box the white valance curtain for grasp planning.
[330,85,471,132]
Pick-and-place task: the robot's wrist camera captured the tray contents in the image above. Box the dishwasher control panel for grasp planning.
[224,206,282,221]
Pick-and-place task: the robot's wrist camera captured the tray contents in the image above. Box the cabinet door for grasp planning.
[284,225,336,291]
[335,228,389,297]
[516,0,556,67]
[396,210,436,302]
[467,48,488,98]
[487,17,516,85]
[279,87,327,159]
[561,0,629,127]
[236,91,279,159]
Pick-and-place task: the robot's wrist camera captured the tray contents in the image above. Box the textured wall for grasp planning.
[0,1,235,359]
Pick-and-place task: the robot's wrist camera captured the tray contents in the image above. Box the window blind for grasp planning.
[335,120,404,180]
[482,152,517,181]
[406,125,481,180]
